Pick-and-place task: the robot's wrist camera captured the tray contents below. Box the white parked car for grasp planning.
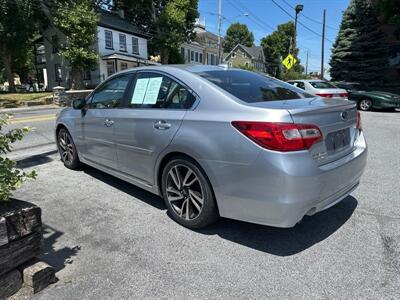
[288,80,348,100]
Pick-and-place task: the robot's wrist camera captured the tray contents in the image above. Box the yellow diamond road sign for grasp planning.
[282,54,297,70]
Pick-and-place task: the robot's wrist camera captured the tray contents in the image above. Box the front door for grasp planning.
[114,72,197,185]
[81,74,132,169]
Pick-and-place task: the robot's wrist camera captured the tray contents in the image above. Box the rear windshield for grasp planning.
[309,81,336,89]
[197,70,312,103]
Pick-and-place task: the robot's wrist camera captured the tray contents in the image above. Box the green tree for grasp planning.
[261,21,303,79]
[376,0,400,38]
[52,0,99,89]
[0,0,44,91]
[330,0,388,84]
[223,23,254,53]
[0,114,36,202]
[116,0,198,64]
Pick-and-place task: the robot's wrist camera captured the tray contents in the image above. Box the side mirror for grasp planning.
[72,98,86,109]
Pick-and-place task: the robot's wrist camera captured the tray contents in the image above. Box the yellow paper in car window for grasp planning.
[143,77,163,104]
[131,78,149,104]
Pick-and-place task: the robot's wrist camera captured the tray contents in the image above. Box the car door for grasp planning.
[80,74,132,169]
[113,71,197,185]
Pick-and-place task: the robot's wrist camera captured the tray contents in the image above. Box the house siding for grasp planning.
[224,46,265,72]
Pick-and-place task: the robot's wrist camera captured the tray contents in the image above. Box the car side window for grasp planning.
[128,72,196,109]
[296,82,305,90]
[88,75,131,109]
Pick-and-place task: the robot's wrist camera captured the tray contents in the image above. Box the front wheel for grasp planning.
[57,128,80,169]
[358,99,373,111]
[161,157,219,229]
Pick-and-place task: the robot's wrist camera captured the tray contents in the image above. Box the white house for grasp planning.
[180,19,221,66]
[35,10,158,90]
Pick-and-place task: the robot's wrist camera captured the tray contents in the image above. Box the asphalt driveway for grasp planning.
[11,110,400,299]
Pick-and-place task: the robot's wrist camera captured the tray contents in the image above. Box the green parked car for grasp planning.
[334,82,400,111]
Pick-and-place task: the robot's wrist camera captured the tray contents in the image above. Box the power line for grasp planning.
[226,0,274,36]
[270,0,334,44]
[280,0,339,31]
[234,0,275,31]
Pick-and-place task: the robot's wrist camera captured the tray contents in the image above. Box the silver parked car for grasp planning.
[288,80,349,100]
[56,65,367,229]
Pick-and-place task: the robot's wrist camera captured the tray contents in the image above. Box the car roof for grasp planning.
[116,64,240,75]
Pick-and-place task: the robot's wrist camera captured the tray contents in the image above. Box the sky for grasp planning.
[198,0,350,73]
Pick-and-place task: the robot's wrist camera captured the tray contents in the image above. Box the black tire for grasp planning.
[161,156,219,229]
[358,99,373,111]
[57,128,81,170]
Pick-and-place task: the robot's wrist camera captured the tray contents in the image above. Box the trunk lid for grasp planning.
[287,98,358,165]
[249,98,358,164]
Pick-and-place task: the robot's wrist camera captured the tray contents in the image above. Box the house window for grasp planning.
[245,62,249,67]
[211,54,215,65]
[132,37,139,54]
[232,52,236,58]
[51,35,59,54]
[187,49,190,62]
[195,52,198,62]
[180,47,185,59]
[105,30,113,49]
[83,70,91,80]
[120,62,128,71]
[119,34,127,52]
[107,61,115,76]
[190,51,194,61]
[199,53,203,63]
[55,64,62,82]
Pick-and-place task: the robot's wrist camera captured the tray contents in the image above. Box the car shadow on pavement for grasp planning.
[40,224,81,272]
[16,150,57,168]
[196,196,358,256]
[82,166,166,210]
[80,165,357,257]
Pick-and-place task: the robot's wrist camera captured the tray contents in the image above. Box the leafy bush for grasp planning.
[0,114,37,202]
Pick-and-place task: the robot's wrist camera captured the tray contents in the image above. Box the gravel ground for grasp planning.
[10,110,400,299]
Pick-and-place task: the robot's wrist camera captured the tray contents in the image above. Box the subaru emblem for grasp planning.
[340,111,348,121]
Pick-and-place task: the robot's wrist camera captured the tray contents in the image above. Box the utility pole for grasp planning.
[306,49,309,75]
[321,9,326,80]
[217,0,222,63]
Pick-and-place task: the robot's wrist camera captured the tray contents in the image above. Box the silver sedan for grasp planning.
[55,65,367,229]
[288,80,349,100]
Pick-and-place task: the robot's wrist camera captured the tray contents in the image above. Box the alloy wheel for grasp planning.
[58,130,74,164]
[359,99,372,111]
[166,165,204,220]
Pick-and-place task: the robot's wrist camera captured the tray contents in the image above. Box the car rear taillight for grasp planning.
[340,93,348,98]
[231,121,323,152]
[356,111,362,129]
[315,93,333,98]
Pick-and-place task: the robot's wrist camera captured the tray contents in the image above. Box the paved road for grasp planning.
[7,109,400,299]
[2,106,62,158]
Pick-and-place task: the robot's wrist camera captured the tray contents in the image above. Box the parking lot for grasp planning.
[10,110,400,299]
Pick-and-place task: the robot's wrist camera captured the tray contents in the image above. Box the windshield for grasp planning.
[309,81,337,89]
[197,70,313,103]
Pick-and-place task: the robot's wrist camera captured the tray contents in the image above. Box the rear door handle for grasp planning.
[104,119,114,127]
[154,120,171,130]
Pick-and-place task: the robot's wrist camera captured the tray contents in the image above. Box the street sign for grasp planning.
[282,54,297,70]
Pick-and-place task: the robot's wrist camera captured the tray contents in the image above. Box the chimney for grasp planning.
[117,9,124,19]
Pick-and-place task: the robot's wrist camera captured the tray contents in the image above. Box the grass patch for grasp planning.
[0,92,53,108]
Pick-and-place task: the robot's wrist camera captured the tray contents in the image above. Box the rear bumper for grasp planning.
[202,131,367,228]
